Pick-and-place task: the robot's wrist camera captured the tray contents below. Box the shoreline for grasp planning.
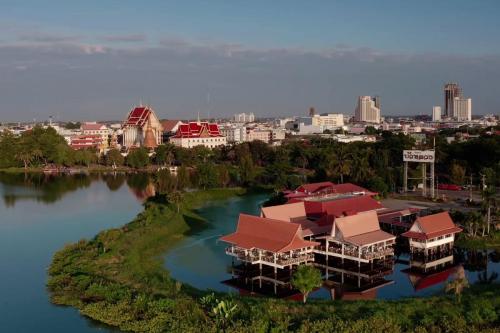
[47,188,500,332]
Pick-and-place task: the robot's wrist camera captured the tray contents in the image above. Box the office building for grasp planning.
[354,96,381,123]
[432,106,441,121]
[453,97,472,121]
[444,83,462,118]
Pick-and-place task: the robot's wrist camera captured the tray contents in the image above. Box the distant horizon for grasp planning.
[1,1,500,121]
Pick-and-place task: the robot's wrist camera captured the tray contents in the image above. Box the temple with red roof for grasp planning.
[402,212,462,258]
[122,105,163,149]
[169,121,226,148]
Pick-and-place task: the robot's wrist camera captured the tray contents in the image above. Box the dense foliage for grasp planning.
[2,127,500,192]
[48,190,500,333]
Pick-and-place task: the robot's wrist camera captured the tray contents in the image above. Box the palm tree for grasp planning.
[481,186,497,235]
[328,145,352,183]
[291,265,323,303]
[351,149,373,184]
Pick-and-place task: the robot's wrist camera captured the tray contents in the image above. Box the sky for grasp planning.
[0,0,499,122]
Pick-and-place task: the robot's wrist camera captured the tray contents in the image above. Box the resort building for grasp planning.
[314,211,396,267]
[169,122,226,148]
[402,212,462,258]
[377,208,421,235]
[122,105,163,149]
[221,214,318,272]
[284,182,376,201]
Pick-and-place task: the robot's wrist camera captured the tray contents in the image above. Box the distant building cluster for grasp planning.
[1,81,495,155]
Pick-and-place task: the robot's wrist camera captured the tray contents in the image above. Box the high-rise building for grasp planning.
[432,106,441,121]
[444,83,462,118]
[453,97,472,121]
[354,96,381,123]
[233,113,255,123]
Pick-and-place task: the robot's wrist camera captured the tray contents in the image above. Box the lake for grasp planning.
[1,173,498,332]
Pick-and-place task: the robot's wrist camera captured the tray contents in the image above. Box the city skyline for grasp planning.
[1,1,500,121]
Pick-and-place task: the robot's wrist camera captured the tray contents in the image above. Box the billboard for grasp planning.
[403,150,435,163]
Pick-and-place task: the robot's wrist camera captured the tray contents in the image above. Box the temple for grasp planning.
[169,121,226,148]
[122,105,163,149]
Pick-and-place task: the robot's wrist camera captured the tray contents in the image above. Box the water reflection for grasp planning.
[0,172,157,207]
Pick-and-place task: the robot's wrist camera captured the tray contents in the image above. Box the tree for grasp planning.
[328,144,352,183]
[238,153,255,186]
[367,176,389,198]
[176,166,190,190]
[217,164,230,188]
[291,265,322,303]
[450,162,466,185]
[196,162,218,189]
[106,149,124,167]
[167,190,183,213]
[445,266,469,303]
[126,148,150,169]
[155,144,175,166]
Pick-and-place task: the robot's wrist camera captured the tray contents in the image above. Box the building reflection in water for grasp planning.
[402,253,460,292]
[223,257,395,301]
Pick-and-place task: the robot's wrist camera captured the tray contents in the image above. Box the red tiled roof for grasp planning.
[124,106,151,127]
[402,212,462,240]
[172,122,223,138]
[220,214,318,253]
[296,181,335,194]
[302,196,384,218]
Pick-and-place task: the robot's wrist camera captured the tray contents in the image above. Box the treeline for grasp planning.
[2,126,500,193]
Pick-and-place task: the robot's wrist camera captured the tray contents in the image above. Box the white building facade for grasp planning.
[432,106,441,121]
[453,97,472,121]
[354,96,381,124]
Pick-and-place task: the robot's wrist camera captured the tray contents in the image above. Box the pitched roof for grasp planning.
[402,212,462,240]
[301,195,384,218]
[296,182,335,194]
[219,214,318,253]
[81,122,107,131]
[261,202,307,222]
[334,211,395,246]
[124,106,152,127]
[172,122,223,138]
[161,120,183,132]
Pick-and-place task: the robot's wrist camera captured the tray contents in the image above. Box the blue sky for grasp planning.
[1,1,499,121]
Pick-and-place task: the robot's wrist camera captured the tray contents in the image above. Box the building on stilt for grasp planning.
[401,212,462,260]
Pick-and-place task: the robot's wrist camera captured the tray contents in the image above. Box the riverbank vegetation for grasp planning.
[2,125,500,192]
[48,189,500,333]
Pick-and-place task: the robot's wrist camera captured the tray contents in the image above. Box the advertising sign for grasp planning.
[403,150,435,163]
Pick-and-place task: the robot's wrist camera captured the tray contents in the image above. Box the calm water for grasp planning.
[0,173,144,333]
[165,194,500,300]
[1,174,498,332]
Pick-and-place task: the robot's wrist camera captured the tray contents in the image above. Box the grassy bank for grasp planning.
[48,189,500,333]
[456,231,500,250]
